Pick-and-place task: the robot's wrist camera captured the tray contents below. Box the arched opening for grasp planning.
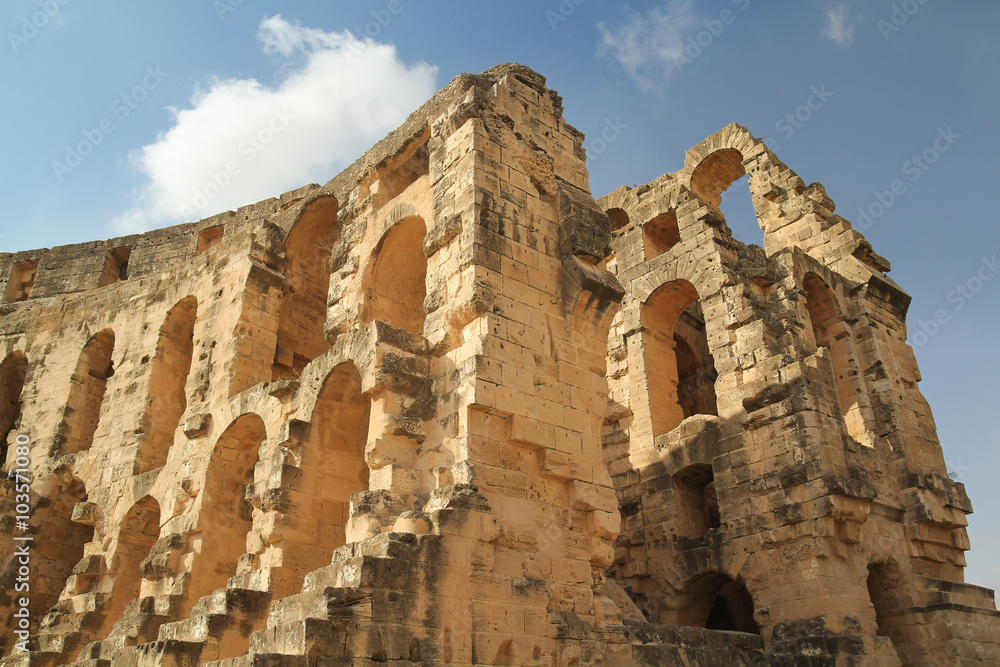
[803,273,840,350]
[277,362,371,595]
[691,149,764,247]
[673,464,720,537]
[641,281,718,437]
[690,148,746,212]
[29,477,94,620]
[643,211,681,259]
[98,246,131,287]
[369,142,429,205]
[676,572,759,634]
[137,298,197,472]
[866,559,916,662]
[0,475,92,651]
[719,174,764,247]
[803,273,874,446]
[359,133,429,211]
[5,260,37,302]
[100,496,161,637]
[56,330,115,457]
[273,197,339,379]
[606,208,629,232]
[0,351,28,467]
[867,562,895,639]
[371,217,427,335]
[179,414,265,621]
[674,334,717,419]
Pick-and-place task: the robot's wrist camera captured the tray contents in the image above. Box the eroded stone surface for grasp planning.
[0,64,997,666]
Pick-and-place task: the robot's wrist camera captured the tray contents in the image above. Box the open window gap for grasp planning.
[718,174,763,248]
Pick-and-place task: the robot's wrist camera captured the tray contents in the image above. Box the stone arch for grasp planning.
[679,125,779,244]
[99,496,161,637]
[292,330,377,418]
[803,272,841,349]
[865,558,921,663]
[178,413,265,619]
[674,571,760,634]
[631,247,721,305]
[605,207,629,232]
[0,350,28,467]
[35,475,94,607]
[359,126,430,211]
[273,360,372,595]
[641,280,719,437]
[803,272,876,446]
[690,148,747,212]
[56,329,115,458]
[273,195,339,378]
[0,473,92,653]
[867,559,902,638]
[137,297,197,472]
[680,125,765,207]
[643,210,681,260]
[369,216,427,335]
[373,149,429,206]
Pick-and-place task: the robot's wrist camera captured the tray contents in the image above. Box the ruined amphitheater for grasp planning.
[0,64,998,665]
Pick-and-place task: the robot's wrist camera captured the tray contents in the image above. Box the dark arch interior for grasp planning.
[606,207,629,232]
[678,572,760,634]
[138,298,196,472]
[674,463,721,537]
[0,351,28,467]
[706,579,759,633]
[179,413,266,654]
[273,197,339,379]
[644,211,681,260]
[269,361,372,598]
[642,281,718,437]
[371,216,427,335]
[99,496,161,638]
[58,330,115,458]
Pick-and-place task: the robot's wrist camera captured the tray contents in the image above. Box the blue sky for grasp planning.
[2,1,998,592]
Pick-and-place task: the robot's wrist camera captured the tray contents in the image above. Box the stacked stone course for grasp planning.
[0,64,997,665]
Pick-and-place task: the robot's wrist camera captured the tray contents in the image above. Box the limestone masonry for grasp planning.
[0,64,997,666]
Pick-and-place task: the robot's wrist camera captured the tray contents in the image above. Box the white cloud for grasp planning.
[822,3,856,47]
[597,0,699,92]
[112,15,437,233]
